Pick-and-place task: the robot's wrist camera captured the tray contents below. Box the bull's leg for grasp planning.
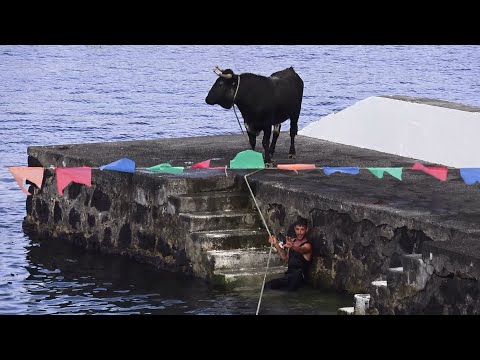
[247,130,256,150]
[262,126,273,166]
[269,124,281,157]
[288,112,300,159]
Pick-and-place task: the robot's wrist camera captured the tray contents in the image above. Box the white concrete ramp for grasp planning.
[299,96,480,168]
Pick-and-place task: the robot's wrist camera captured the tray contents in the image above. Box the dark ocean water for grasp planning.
[1,45,479,315]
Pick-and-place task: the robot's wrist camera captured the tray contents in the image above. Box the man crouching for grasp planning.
[266,217,313,291]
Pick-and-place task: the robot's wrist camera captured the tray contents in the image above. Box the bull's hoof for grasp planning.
[265,162,274,168]
[288,154,296,159]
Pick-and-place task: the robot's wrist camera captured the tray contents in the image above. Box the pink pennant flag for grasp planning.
[8,166,44,195]
[191,159,211,169]
[56,167,92,196]
[190,160,227,170]
[411,162,448,181]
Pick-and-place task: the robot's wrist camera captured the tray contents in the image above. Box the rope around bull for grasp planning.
[231,75,252,147]
[213,66,248,144]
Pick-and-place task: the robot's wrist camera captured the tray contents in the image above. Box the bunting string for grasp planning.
[7,152,480,197]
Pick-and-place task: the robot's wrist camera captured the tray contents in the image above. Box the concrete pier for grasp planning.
[22,109,480,314]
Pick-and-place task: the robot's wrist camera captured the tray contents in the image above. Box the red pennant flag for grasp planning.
[56,167,92,196]
[191,160,227,170]
[411,162,448,181]
[8,166,44,195]
[191,159,211,169]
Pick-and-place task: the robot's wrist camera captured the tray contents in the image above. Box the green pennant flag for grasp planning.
[146,163,184,174]
[368,167,403,180]
[230,150,265,169]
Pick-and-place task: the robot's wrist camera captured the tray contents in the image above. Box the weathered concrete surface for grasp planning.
[403,240,480,315]
[23,133,480,313]
[366,242,480,315]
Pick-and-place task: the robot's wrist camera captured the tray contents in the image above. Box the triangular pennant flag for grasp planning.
[323,167,360,176]
[56,167,92,196]
[277,164,316,171]
[99,158,135,173]
[368,168,385,179]
[460,168,480,185]
[384,168,403,181]
[411,162,448,181]
[230,150,265,169]
[8,166,44,195]
[191,159,211,169]
[146,163,184,174]
[367,167,403,181]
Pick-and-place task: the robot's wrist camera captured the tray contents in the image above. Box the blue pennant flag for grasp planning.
[460,168,480,185]
[100,158,136,173]
[323,167,360,176]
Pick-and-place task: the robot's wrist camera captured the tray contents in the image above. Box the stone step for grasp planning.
[368,280,389,307]
[338,307,355,315]
[179,210,262,232]
[168,191,252,213]
[400,253,431,291]
[211,265,287,288]
[371,280,388,287]
[401,253,423,272]
[191,229,269,251]
[386,266,406,288]
[354,294,371,315]
[164,174,239,195]
[207,248,285,270]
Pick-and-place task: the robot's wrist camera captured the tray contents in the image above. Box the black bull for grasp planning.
[205,66,304,165]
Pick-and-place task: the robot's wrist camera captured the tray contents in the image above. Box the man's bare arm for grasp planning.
[269,235,288,262]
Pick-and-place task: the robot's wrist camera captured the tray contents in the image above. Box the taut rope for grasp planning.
[244,169,276,315]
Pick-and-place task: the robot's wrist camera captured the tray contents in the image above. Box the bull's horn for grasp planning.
[213,68,233,79]
[215,65,224,72]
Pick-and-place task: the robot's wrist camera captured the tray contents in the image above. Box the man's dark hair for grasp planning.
[294,217,308,228]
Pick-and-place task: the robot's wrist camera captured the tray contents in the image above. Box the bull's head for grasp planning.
[205,66,238,110]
